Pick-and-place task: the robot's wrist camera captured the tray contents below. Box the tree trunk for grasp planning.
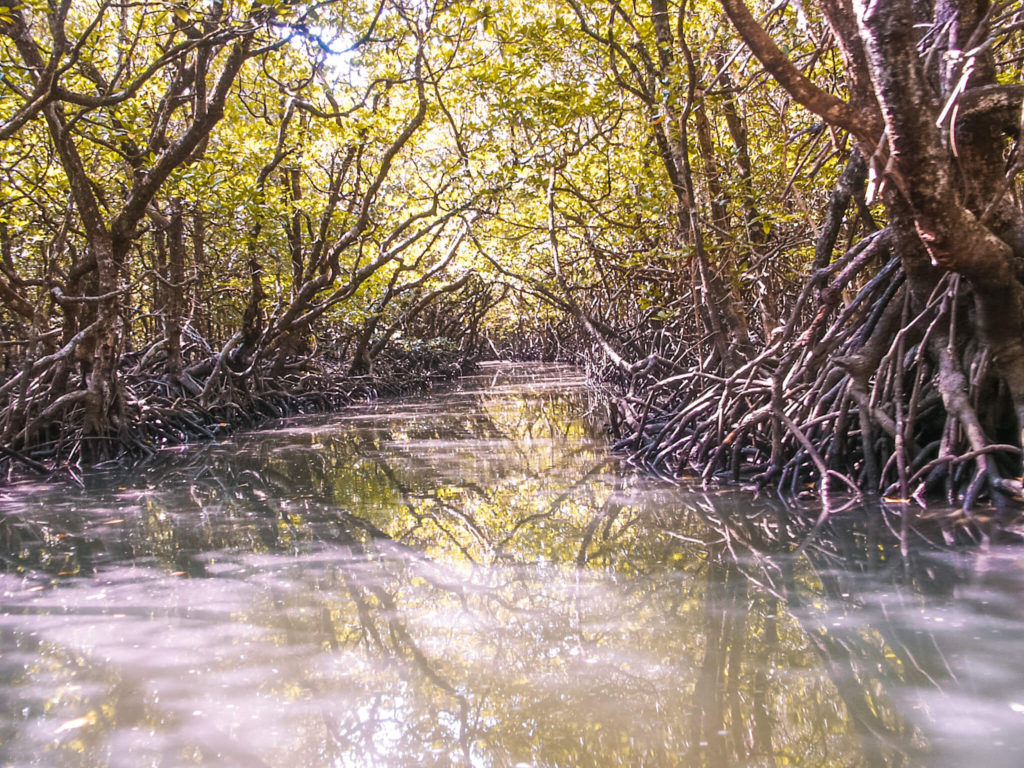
[164,199,186,379]
[80,232,127,462]
[856,0,1024,462]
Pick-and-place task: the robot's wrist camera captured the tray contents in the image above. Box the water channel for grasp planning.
[1,362,1024,767]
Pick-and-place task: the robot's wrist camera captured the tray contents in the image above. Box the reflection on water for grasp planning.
[1,362,1024,767]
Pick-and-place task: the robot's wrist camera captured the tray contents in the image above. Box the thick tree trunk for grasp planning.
[236,230,266,370]
[856,0,1024,459]
[80,232,127,462]
[348,320,378,376]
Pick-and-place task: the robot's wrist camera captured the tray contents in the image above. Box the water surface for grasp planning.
[2,362,1024,767]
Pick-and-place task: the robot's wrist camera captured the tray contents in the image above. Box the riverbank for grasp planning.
[0,344,478,484]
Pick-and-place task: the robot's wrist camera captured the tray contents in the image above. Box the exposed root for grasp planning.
[608,229,1024,513]
[0,340,474,482]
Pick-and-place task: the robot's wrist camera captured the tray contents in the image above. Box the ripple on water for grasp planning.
[0,363,1023,767]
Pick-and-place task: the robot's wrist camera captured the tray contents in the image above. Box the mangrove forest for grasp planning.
[3,0,1024,508]
[6,2,1024,763]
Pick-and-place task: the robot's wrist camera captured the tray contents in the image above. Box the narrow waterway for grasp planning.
[1,362,1023,767]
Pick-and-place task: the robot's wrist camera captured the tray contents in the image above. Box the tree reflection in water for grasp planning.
[0,364,1014,767]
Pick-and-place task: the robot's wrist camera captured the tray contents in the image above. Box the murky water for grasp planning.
[2,363,1024,767]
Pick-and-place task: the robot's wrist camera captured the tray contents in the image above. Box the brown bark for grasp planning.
[717,0,874,142]
[652,0,752,366]
[164,199,186,378]
[713,50,765,245]
[1,4,257,461]
[812,150,868,272]
[816,0,885,138]
[856,0,1024,452]
[285,166,304,294]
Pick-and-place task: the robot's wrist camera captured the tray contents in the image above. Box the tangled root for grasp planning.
[611,231,1023,514]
